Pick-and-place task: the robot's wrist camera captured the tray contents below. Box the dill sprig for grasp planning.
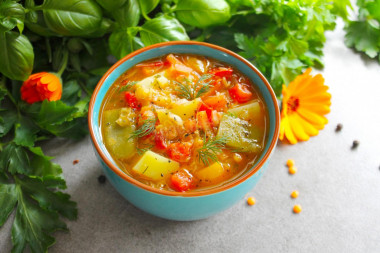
[118,81,138,93]
[129,118,157,139]
[136,144,154,155]
[198,135,229,165]
[175,74,213,100]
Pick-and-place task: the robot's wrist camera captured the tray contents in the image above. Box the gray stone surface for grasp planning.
[1,20,380,253]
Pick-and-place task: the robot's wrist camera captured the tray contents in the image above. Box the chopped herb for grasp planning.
[129,118,157,139]
[118,81,138,93]
[198,135,229,165]
[175,74,213,100]
[136,144,154,155]
[142,166,149,174]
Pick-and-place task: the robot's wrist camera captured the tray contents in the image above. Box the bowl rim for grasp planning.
[88,41,280,197]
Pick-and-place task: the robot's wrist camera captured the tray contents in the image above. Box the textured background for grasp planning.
[1,19,380,253]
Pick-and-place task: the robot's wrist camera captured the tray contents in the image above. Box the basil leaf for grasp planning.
[109,27,144,59]
[61,80,81,105]
[45,117,88,140]
[0,0,25,33]
[175,0,231,28]
[0,184,17,226]
[138,0,160,17]
[25,11,57,37]
[0,31,34,81]
[113,0,141,27]
[41,0,103,36]
[95,0,127,12]
[140,15,189,45]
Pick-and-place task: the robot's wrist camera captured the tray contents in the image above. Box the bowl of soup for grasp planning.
[89,41,280,221]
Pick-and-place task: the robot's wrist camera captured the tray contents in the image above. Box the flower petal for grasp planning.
[293,112,319,136]
[283,117,298,144]
[297,107,327,129]
[300,103,331,114]
[288,114,310,141]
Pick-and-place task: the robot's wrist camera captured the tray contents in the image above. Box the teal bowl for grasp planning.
[88,41,280,221]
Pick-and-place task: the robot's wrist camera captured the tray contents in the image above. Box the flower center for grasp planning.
[287,96,300,112]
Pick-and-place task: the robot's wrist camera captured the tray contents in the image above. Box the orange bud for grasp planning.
[21,72,62,104]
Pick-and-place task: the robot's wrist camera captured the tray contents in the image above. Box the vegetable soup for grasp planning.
[100,54,269,192]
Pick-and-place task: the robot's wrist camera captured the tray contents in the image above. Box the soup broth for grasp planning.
[100,54,268,192]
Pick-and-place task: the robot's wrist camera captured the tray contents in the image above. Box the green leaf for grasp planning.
[95,0,127,12]
[30,153,66,189]
[25,10,57,37]
[138,0,160,17]
[36,100,78,127]
[0,31,34,81]
[345,20,380,58]
[113,0,141,27]
[175,0,231,28]
[0,109,18,137]
[11,184,68,253]
[18,177,77,219]
[288,36,309,57]
[61,80,81,106]
[0,0,25,33]
[140,15,189,45]
[14,117,39,147]
[45,117,88,140]
[41,0,103,36]
[0,143,33,175]
[0,184,17,226]
[109,27,144,59]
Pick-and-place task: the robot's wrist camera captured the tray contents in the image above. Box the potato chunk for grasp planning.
[170,98,201,121]
[132,151,179,180]
[102,108,136,159]
[195,162,224,181]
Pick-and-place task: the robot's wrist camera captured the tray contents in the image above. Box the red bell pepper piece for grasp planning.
[170,170,193,192]
[125,92,141,109]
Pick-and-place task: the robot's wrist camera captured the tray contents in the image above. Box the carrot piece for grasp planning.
[170,170,193,192]
[203,93,227,111]
[167,142,193,163]
[155,130,167,150]
[228,83,253,103]
[166,54,194,77]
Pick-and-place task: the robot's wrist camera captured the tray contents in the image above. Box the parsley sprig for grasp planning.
[175,74,213,100]
[197,135,229,166]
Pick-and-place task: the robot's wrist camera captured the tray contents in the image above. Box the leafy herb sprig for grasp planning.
[198,135,229,166]
[129,118,157,139]
[118,81,138,93]
[136,144,154,155]
[175,74,213,100]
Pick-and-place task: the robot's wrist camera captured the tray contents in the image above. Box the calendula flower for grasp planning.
[21,72,62,104]
[279,68,331,144]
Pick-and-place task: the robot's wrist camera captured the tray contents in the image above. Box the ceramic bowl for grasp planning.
[88,41,280,221]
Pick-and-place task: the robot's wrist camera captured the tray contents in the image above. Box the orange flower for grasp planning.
[21,72,62,104]
[279,68,331,144]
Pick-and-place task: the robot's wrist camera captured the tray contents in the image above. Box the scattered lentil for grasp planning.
[98,175,106,184]
[351,140,359,149]
[288,166,297,175]
[291,191,299,198]
[247,197,256,206]
[293,204,302,213]
[286,159,295,167]
[335,123,343,132]
[233,153,243,163]
[73,159,79,165]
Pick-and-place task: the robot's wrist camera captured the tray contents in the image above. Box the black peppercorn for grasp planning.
[335,123,343,132]
[98,175,106,184]
[351,140,359,149]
